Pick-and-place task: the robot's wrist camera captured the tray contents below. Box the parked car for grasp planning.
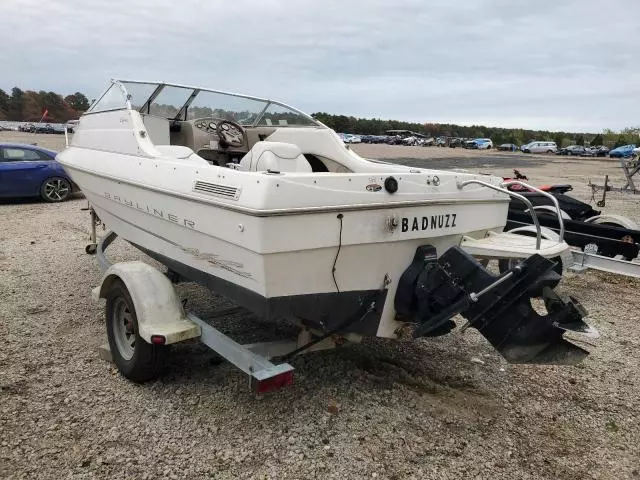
[435,137,446,147]
[0,143,78,202]
[591,145,610,157]
[449,138,463,148]
[464,138,493,150]
[366,135,382,144]
[18,123,35,132]
[386,135,404,145]
[402,136,431,146]
[343,134,361,144]
[27,123,57,134]
[557,145,587,156]
[609,144,637,158]
[521,141,558,154]
[497,143,518,152]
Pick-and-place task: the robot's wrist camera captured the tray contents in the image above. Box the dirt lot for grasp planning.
[1,133,640,479]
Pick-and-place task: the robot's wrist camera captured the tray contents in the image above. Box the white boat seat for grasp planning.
[460,231,570,259]
[154,145,196,159]
[154,145,210,165]
[239,141,312,173]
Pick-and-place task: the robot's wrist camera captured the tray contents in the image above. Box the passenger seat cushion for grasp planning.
[153,145,209,165]
[154,145,195,159]
[239,141,311,172]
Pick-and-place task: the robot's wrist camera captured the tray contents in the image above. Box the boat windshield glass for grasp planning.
[148,86,194,118]
[256,103,317,127]
[124,83,158,110]
[186,91,268,126]
[112,81,320,127]
[88,84,128,112]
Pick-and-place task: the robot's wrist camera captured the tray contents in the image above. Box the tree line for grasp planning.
[0,87,90,123]
[312,112,640,148]
[1,86,637,148]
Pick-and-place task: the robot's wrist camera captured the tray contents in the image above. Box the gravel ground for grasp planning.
[1,133,640,479]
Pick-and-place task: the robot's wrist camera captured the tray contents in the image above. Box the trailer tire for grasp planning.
[105,279,167,383]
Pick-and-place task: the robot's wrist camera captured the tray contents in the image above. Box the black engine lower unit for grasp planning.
[394,245,595,365]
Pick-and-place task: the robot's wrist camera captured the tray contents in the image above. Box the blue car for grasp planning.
[0,143,77,202]
[609,144,636,158]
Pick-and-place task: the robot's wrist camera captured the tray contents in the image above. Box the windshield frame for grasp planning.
[86,79,323,128]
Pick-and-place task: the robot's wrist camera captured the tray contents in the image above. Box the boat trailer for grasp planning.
[589,156,640,207]
[506,210,640,279]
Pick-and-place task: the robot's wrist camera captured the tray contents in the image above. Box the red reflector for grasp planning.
[150,335,166,345]
[253,370,294,393]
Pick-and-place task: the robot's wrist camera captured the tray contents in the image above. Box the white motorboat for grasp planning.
[57,80,597,383]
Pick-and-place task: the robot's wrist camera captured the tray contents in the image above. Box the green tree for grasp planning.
[591,134,603,146]
[0,88,8,120]
[553,134,564,148]
[8,87,24,120]
[575,134,585,146]
[64,92,90,112]
[614,135,628,148]
[620,126,640,137]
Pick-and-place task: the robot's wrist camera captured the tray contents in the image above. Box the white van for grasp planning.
[521,141,557,154]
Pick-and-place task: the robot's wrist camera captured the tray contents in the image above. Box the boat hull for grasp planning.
[66,163,508,338]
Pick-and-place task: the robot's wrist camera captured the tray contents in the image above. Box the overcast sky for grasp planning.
[2,0,638,132]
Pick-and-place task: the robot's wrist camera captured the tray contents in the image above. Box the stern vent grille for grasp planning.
[193,181,241,200]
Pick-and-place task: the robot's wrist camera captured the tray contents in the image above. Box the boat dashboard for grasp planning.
[162,115,348,173]
[169,117,257,165]
[193,118,219,134]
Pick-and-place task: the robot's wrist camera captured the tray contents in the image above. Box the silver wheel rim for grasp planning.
[113,297,136,360]
[44,179,70,201]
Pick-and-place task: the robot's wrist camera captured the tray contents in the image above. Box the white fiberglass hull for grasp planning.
[66,165,507,338]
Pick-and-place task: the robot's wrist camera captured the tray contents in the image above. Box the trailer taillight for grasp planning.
[150,335,166,345]
[252,370,294,393]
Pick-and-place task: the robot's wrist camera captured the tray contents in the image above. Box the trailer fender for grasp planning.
[585,215,639,230]
[93,261,201,345]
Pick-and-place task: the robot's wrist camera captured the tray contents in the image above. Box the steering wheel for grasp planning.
[216,120,245,148]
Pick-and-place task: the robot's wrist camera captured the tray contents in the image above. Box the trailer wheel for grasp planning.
[105,279,167,382]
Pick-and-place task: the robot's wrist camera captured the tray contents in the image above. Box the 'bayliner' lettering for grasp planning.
[104,192,196,228]
[401,214,456,232]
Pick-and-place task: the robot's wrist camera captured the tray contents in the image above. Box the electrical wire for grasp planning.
[331,213,343,292]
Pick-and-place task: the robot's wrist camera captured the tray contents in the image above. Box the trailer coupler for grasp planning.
[395,245,598,365]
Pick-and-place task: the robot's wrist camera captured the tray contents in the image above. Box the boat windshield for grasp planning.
[185,90,269,125]
[87,80,320,128]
